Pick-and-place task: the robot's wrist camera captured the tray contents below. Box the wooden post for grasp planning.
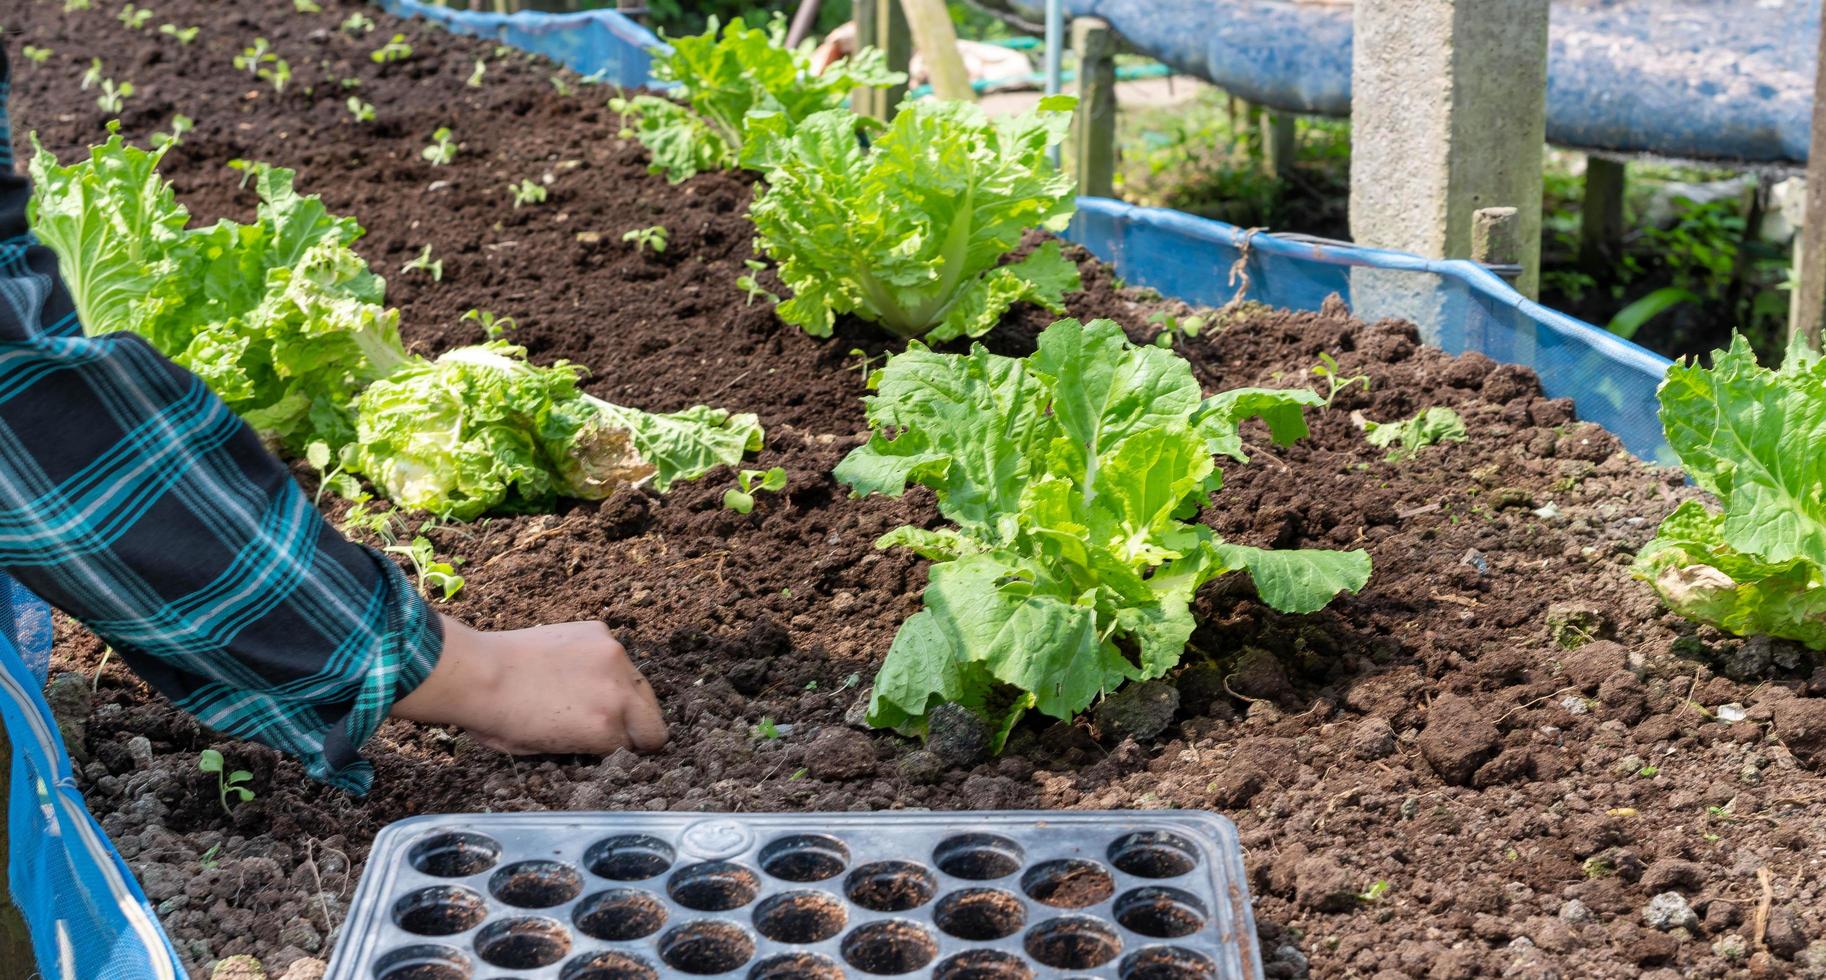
[1071,17,1117,198]
[1579,156,1626,272]
[1262,111,1297,180]
[900,0,974,102]
[852,0,911,120]
[1791,19,1826,352]
[0,732,34,978]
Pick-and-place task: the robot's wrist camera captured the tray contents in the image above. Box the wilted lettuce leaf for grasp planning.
[1362,406,1467,461]
[349,345,762,521]
[1633,335,1826,648]
[612,15,904,183]
[836,318,1371,744]
[745,98,1081,341]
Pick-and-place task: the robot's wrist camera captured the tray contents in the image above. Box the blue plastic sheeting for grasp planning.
[1023,0,1817,165]
[1069,198,1675,463]
[0,574,185,979]
[375,0,662,88]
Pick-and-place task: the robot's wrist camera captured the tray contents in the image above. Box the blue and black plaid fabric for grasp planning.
[0,47,442,793]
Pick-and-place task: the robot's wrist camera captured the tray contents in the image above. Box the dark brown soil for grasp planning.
[9,3,1826,979]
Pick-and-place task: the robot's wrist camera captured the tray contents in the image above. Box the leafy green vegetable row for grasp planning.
[28,133,761,522]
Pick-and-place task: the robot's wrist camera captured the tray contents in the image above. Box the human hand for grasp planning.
[392,615,667,755]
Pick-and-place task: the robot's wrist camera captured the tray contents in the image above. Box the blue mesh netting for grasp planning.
[1,574,184,978]
[1003,0,1817,164]
[2,4,1678,972]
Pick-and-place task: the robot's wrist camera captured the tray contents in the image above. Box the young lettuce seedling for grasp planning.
[622,225,667,254]
[148,114,192,149]
[461,308,517,340]
[117,4,153,30]
[346,97,376,123]
[80,58,103,90]
[157,23,198,44]
[548,73,574,97]
[723,467,787,514]
[1147,309,1207,349]
[305,441,364,507]
[370,34,413,64]
[96,78,135,114]
[65,0,94,10]
[234,38,275,76]
[1313,352,1371,409]
[421,127,457,165]
[197,749,255,815]
[386,536,465,602]
[294,0,322,12]
[258,58,293,94]
[736,259,778,306]
[21,46,52,63]
[402,244,443,281]
[466,58,487,88]
[341,12,375,33]
[509,179,547,208]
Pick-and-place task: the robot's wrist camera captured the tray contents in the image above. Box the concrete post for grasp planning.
[901,0,975,102]
[1071,17,1117,199]
[853,0,911,121]
[1471,207,1520,267]
[1790,19,1826,352]
[1348,0,1549,299]
[1579,156,1627,273]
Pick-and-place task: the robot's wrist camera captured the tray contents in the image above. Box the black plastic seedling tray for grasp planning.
[325,810,1261,980]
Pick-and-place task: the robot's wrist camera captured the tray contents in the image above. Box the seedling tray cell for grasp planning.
[326,810,1261,980]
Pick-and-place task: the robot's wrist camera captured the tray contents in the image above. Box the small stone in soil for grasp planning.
[1347,717,1396,760]
[805,728,877,780]
[1417,693,1500,787]
[1293,855,1356,913]
[924,702,990,766]
[1764,907,1807,959]
[210,954,266,980]
[896,749,946,785]
[1093,680,1180,743]
[1642,892,1697,932]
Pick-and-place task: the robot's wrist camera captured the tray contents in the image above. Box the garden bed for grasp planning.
[9,2,1826,977]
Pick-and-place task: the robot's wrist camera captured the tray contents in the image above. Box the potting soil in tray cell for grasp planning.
[325,810,1261,979]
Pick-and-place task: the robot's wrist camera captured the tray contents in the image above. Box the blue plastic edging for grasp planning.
[374,0,664,87]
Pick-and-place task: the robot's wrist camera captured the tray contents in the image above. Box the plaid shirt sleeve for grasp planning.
[0,48,442,794]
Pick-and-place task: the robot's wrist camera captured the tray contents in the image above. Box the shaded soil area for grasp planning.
[9,2,1826,978]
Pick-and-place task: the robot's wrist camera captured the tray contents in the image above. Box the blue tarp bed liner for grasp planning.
[2,1,1676,973]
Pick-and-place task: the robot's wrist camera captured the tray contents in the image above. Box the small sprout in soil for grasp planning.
[225,157,268,189]
[148,113,193,149]
[1359,406,1467,462]
[339,76,362,90]
[1358,880,1391,903]
[386,536,466,602]
[724,467,787,515]
[1313,351,1370,409]
[371,34,414,64]
[549,73,574,97]
[95,78,135,114]
[199,843,222,870]
[402,244,444,281]
[346,96,376,123]
[259,58,293,94]
[752,716,782,740]
[789,767,808,780]
[294,0,322,12]
[845,347,884,380]
[91,645,115,692]
[305,441,364,507]
[65,0,94,10]
[421,127,457,165]
[340,11,375,33]
[197,749,255,816]
[1581,855,1615,879]
[80,58,104,91]
[158,23,197,44]
[509,178,548,208]
[340,500,399,541]
[1147,309,1206,349]
[736,259,779,306]
[466,58,487,88]
[461,308,517,340]
[20,46,52,64]
[1637,765,1659,778]
[117,4,153,31]
[235,38,275,76]
[622,224,668,254]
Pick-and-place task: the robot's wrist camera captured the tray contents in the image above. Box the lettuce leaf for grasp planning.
[745,98,1082,341]
[1633,334,1826,647]
[348,344,762,520]
[836,318,1370,743]
[612,15,904,183]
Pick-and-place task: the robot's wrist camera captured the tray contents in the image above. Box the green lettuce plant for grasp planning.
[611,15,904,183]
[745,97,1082,342]
[836,318,1371,745]
[1633,335,1826,648]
